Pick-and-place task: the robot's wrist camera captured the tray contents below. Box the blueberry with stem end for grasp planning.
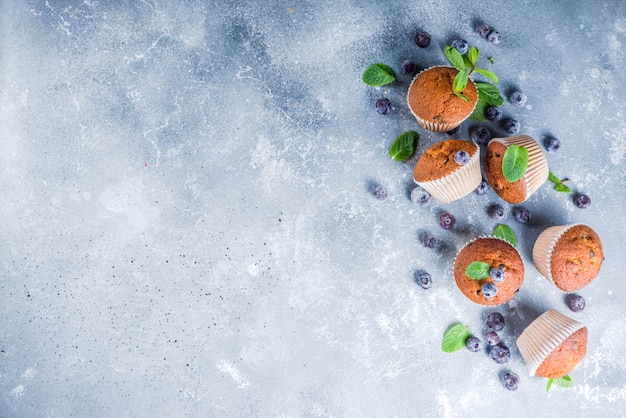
[452,38,469,54]
[513,207,531,224]
[466,336,482,352]
[401,60,416,75]
[488,204,505,221]
[415,31,431,48]
[414,271,433,289]
[501,371,520,391]
[503,118,520,135]
[454,150,470,165]
[485,312,505,331]
[375,98,392,115]
[485,331,500,346]
[476,23,492,38]
[439,213,456,230]
[545,137,561,152]
[474,180,489,195]
[566,294,585,312]
[509,91,527,107]
[410,186,431,205]
[489,267,506,282]
[487,31,502,45]
[421,232,437,248]
[482,282,498,298]
[373,185,388,201]
[470,126,491,146]
[574,193,591,209]
[486,106,503,122]
[489,343,510,364]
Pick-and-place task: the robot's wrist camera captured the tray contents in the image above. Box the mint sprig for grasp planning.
[502,144,529,183]
[441,323,472,353]
[494,224,517,247]
[465,261,490,280]
[389,130,419,161]
[362,63,396,87]
[546,375,573,392]
[548,171,573,194]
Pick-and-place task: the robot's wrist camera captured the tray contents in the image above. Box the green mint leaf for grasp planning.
[474,68,499,83]
[453,70,469,93]
[502,144,529,183]
[469,100,489,122]
[555,183,573,193]
[467,46,479,66]
[362,63,396,87]
[493,224,517,247]
[454,91,470,102]
[441,323,472,353]
[463,55,473,69]
[475,82,505,106]
[546,378,554,392]
[548,171,561,184]
[488,56,495,64]
[465,261,490,280]
[553,375,574,388]
[389,130,419,161]
[444,46,466,71]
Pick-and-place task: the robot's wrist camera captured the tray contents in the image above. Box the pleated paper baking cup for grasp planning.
[489,135,549,202]
[415,143,482,203]
[516,310,585,377]
[407,66,478,133]
[532,224,578,289]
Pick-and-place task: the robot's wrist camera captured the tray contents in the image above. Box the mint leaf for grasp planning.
[362,63,396,87]
[454,91,470,102]
[463,55,473,69]
[488,56,494,64]
[494,224,517,247]
[453,69,469,93]
[555,183,573,193]
[548,171,560,184]
[547,375,573,392]
[465,261,490,280]
[502,144,529,183]
[546,378,554,392]
[442,323,472,353]
[474,68,499,83]
[389,130,419,161]
[469,100,489,121]
[467,46,479,66]
[475,82,505,106]
[444,46,466,71]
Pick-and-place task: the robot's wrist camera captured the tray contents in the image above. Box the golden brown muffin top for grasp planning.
[551,225,604,292]
[535,327,588,378]
[453,237,524,306]
[413,139,477,182]
[407,67,478,123]
[484,140,527,204]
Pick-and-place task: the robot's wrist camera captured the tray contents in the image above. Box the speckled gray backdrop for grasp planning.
[1,0,625,417]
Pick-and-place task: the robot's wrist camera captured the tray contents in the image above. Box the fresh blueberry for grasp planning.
[487,31,502,45]
[421,232,437,248]
[454,150,470,165]
[485,312,505,331]
[446,126,460,136]
[373,185,388,201]
[566,294,586,313]
[470,126,491,146]
[415,31,432,48]
[439,212,456,230]
[410,186,431,205]
[574,193,591,209]
[488,204,505,221]
[489,344,510,364]
[489,267,506,282]
[482,282,498,298]
[544,137,561,152]
[466,336,482,352]
[401,59,416,75]
[486,106,503,122]
[375,98,392,115]
[513,207,531,224]
[485,331,500,346]
[501,371,520,391]
[476,23,492,38]
[503,119,520,135]
[474,180,490,195]
[509,91,527,107]
[414,271,433,289]
[452,38,469,54]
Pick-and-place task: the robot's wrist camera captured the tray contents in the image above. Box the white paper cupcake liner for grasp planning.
[415,142,482,203]
[407,65,478,133]
[532,224,580,291]
[516,310,585,377]
[489,135,549,202]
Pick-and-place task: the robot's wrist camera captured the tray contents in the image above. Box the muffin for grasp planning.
[453,237,524,306]
[532,224,604,292]
[484,135,549,204]
[516,310,588,378]
[407,66,478,132]
[413,139,482,203]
